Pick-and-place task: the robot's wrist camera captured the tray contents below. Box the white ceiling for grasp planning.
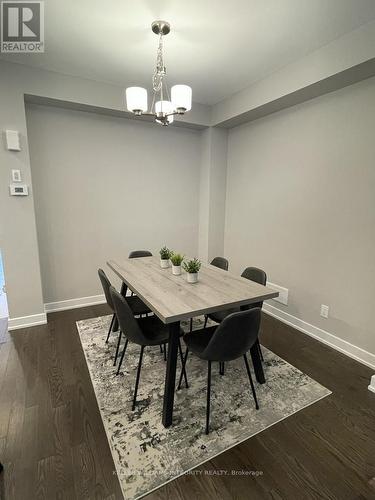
[2,0,375,105]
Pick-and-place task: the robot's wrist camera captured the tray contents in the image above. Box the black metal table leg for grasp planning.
[250,341,265,384]
[162,321,180,427]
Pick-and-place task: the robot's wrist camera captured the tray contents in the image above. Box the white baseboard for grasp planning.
[44,294,106,313]
[8,312,47,331]
[368,375,375,393]
[263,303,375,370]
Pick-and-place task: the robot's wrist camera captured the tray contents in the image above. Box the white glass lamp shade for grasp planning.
[155,100,174,124]
[125,87,148,113]
[171,84,192,112]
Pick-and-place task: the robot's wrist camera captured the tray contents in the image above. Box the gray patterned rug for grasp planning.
[76,315,331,500]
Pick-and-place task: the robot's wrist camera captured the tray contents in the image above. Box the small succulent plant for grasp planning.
[183,258,202,274]
[170,253,184,266]
[159,246,172,260]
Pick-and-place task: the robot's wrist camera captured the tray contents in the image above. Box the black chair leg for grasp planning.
[163,343,167,361]
[116,338,129,375]
[219,361,225,376]
[177,348,189,390]
[206,361,212,435]
[243,354,259,410]
[113,330,122,366]
[204,315,208,328]
[257,339,264,361]
[113,316,119,332]
[178,339,189,388]
[132,346,145,411]
[106,314,115,343]
[189,317,193,333]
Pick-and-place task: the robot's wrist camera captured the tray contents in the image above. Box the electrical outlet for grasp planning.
[320,304,329,318]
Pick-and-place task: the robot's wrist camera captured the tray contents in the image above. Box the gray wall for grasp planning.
[26,104,202,303]
[198,127,228,261]
[225,76,375,355]
[0,70,44,320]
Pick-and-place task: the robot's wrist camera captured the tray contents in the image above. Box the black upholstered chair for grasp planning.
[121,250,170,359]
[121,250,153,297]
[210,256,229,271]
[179,307,261,434]
[189,256,229,334]
[205,267,267,362]
[113,249,153,332]
[128,249,153,258]
[98,269,150,368]
[110,286,188,410]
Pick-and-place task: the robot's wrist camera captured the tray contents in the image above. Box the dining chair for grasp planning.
[122,250,169,358]
[189,256,229,334]
[98,269,151,366]
[210,256,229,271]
[120,250,153,298]
[204,266,267,362]
[128,250,153,259]
[179,307,261,434]
[110,286,188,410]
[113,249,153,332]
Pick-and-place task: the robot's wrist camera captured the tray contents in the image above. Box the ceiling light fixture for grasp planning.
[125,20,192,126]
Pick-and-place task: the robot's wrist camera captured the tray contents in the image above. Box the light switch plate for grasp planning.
[11,169,22,182]
[5,130,21,151]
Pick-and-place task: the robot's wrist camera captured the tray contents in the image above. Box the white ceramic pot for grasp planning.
[172,265,181,276]
[187,272,198,283]
[160,258,170,268]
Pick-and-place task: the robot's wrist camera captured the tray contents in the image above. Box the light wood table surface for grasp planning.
[107,256,278,427]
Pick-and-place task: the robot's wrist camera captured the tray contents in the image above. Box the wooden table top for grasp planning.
[107,256,279,324]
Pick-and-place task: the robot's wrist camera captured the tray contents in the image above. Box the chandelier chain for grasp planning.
[152,34,165,92]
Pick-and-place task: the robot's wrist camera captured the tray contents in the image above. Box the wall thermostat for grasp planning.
[5,130,21,151]
[10,184,28,196]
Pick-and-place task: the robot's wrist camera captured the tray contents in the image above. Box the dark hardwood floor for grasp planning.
[0,304,374,499]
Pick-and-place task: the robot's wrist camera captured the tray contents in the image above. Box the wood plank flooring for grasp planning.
[0,304,374,499]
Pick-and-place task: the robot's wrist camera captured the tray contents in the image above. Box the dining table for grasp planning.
[107,256,279,427]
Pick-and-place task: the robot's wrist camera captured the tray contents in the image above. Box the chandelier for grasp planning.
[125,21,192,126]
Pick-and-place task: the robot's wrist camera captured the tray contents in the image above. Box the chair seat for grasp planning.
[208,308,240,323]
[126,295,151,315]
[183,326,218,359]
[137,316,184,346]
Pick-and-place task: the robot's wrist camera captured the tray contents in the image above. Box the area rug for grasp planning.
[76,315,331,500]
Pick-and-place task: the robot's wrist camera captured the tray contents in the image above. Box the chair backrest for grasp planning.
[241,267,266,285]
[109,286,148,345]
[202,308,261,362]
[241,267,267,309]
[98,268,114,311]
[129,250,153,258]
[210,256,229,271]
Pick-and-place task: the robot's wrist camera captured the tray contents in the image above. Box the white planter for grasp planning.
[160,258,170,268]
[172,265,181,275]
[187,272,198,283]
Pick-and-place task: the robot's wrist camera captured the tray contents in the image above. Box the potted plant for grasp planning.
[183,258,202,283]
[170,252,184,275]
[159,246,172,268]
